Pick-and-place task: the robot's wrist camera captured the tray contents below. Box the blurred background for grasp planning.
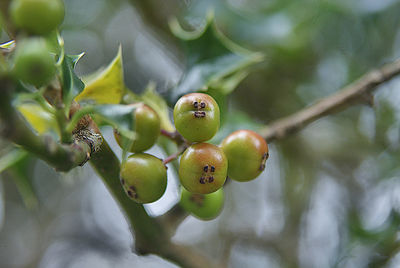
[2,0,400,267]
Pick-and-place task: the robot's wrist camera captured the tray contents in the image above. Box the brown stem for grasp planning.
[161,129,187,145]
[163,144,187,165]
[259,59,400,142]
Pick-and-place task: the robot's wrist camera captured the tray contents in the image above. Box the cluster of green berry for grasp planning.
[119,93,269,220]
[4,0,269,221]
[7,0,64,87]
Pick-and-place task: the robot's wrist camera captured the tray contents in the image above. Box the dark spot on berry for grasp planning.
[127,190,133,197]
[260,152,268,171]
[200,102,206,108]
[208,176,214,183]
[194,111,206,118]
[203,165,208,172]
[199,177,206,184]
[193,101,198,109]
[210,166,215,172]
[190,194,205,206]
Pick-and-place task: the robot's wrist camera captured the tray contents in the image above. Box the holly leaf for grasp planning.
[17,103,58,135]
[0,40,15,50]
[91,104,137,140]
[70,53,85,67]
[167,12,263,103]
[9,156,39,210]
[61,54,85,113]
[0,148,29,174]
[75,46,125,104]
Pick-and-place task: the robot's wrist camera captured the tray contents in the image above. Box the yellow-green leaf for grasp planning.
[75,46,125,104]
[17,103,58,134]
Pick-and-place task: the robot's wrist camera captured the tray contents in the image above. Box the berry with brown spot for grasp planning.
[179,143,227,194]
[180,187,224,220]
[120,153,167,203]
[173,93,220,142]
[221,129,269,182]
[114,103,161,153]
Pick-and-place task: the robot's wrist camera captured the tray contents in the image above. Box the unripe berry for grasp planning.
[221,130,269,182]
[10,0,65,35]
[179,143,227,194]
[173,93,220,142]
[13,38,56,87]
[180,187,224,220]
[120,153,167,203]
[114,103,161,153]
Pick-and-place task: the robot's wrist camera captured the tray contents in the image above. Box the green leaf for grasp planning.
[167,12,263,103]
[9,156,39,210]
[0,40,15,50]
[91,104,137,140]
[0,148,29,174]
[61,54,85,113]
[75,46,125,104]
[209,70,249,95]
[70,53,85,67]
[17,102,58,135]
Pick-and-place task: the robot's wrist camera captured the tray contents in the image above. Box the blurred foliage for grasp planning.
[2,0,400,267]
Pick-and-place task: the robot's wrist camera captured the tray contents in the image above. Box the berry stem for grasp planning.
[163,145,187,165]
[160,129,188,146]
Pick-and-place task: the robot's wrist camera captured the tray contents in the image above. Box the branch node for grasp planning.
[73,129,103,166]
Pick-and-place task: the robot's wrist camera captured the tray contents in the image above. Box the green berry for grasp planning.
[120,153,167,203]
[180,187,224,220]
[179,143,227,194]
[10,0,65,35]
[173,93,220,142]
[221,130,269,182]
[114,103,161,153]
[13,38,56,87]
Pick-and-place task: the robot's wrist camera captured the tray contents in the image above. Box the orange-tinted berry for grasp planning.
[179,143,227,194]
[221,130,268,182]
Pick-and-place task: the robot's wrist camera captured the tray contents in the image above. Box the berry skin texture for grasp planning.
[10,0,64,35]
[13,38,56,87]
[114,103,161,153]
[120,153,167,203]
[180,187,224,220]
[221,130,269,182]
[179,143,227,194]
[173,93,220,142]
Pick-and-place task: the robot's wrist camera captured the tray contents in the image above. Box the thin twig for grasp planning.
[161,129,187,145]
[259,58,400,142]
[163,144,187,165]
